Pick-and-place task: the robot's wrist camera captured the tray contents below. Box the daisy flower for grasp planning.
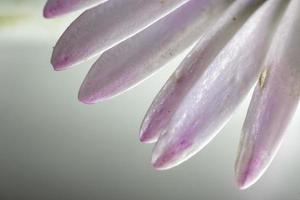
[44,0,300,189]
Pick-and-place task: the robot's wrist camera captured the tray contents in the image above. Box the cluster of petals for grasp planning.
[44,0,300,189]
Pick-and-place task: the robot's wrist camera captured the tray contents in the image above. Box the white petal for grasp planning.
[235,0,300,190]
[78,0,230,103]
[44,0,107,18]
[141,0,264,144]
[51,0,191,70]
[150,0,285,170]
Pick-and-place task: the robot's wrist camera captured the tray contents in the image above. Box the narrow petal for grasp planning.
[78,0,230,104]
[43,0,107,18]
[141,0,264,144]
[150,0,285,170]
[235,0,300,190]
[51,0,191,70]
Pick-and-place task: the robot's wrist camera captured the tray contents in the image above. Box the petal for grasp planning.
[51,0,191,70]
[150,0,285,170]
[78,0,230,104]
[235,0,300,190]
[141,0,264,144]
[43,0,107,18]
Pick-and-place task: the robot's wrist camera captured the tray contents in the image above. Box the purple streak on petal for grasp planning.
[51,0,191,70]
[150,0,284,170]
[43,0,107,18]
[78,0,230,104]
[235,0,300,190]
[140,0,264,144]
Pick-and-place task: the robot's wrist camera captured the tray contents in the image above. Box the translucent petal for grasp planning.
[141,0,264,144]
[44,0,107,18]
[235,0,300,190]
[78,0,230,103]
[51,0,191,70]
[149,0,284,170]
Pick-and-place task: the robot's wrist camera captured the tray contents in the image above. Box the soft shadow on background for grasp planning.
[0,2,300,200]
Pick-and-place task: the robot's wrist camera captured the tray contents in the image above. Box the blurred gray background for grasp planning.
[0,2,300,200]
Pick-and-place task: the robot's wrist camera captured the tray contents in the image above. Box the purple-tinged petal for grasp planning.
[150,0,285,170]
[43,0,107,18]
[51,0,191,70]
[140,0,265,144]
[235,0,300,190]
[78,0,230,104]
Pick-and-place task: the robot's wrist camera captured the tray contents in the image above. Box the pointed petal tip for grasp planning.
[235,172,256,190]
[43,11,52,19]
[139,126,158,144]
[139,133,156,144]
[78,84,90,103]
[151,155,174,171]
[43,5,53,19]
[53,66,67,71]
[51,57,68,71]
[78,89,98,105]
[151,144,187,171]
[151,134,200,171]
[51,52,73,70]
[78,84,113,104]
[43,3,60,19]
[234,155,266,190]
[78,97,97,105]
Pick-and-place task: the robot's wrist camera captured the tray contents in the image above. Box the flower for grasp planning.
[44,0,300,189]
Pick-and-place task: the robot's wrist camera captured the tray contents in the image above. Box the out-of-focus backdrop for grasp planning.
[0,1,300,199]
